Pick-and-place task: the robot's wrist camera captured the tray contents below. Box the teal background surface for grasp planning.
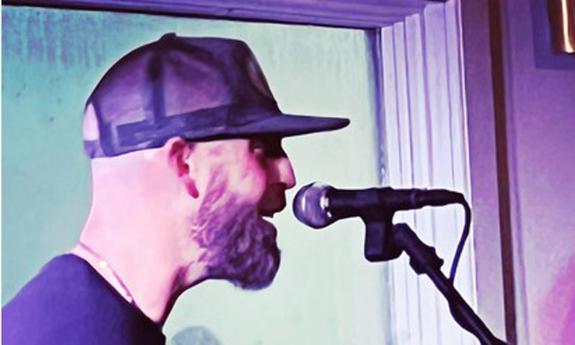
[3,6,388,344]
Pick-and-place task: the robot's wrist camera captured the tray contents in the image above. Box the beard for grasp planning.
[193,174,281,290]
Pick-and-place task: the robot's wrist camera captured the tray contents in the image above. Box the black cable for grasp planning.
[449,200,472,282]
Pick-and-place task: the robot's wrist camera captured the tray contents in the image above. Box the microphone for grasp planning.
[293,182,465,229]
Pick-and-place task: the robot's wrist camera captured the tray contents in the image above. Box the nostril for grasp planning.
[284,176,296,190]
[280,159,296,189]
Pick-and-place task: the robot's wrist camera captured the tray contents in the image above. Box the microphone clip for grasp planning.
[361,214,402,262]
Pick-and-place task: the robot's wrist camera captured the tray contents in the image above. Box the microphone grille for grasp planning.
[292,182,332,229]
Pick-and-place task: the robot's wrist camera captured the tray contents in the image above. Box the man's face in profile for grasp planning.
[192,135,295,290]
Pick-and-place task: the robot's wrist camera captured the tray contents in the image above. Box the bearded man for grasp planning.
[3,33,349,345]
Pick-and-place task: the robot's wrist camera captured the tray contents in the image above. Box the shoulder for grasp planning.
[3,255,165,345]
[4,254,103,308]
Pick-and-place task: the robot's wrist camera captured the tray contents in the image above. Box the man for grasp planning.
[3,33,349,344]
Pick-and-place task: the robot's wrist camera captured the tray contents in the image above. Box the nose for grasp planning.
[271,156,296,190]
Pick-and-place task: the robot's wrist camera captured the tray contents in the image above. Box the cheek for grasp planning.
[228,156,267,203]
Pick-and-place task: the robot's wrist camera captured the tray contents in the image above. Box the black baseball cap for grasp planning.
[84,33,350,158]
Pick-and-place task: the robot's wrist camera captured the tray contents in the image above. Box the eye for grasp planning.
[250,137,266,151]
[249,139,267,160]
[249,136,285,158]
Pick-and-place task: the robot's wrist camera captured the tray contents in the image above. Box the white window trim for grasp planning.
[379,1,481,343]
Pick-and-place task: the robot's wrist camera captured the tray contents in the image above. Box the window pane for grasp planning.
[2,6,386,345]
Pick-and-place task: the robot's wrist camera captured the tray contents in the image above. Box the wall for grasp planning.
[500,0,575,344]
[463,0,575,344]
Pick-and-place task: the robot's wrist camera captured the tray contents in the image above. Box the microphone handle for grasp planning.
[328,187,464,220]
[328,188,385,219]
[407,188,465,208]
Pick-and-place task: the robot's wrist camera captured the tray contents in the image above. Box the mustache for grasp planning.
[258,184,288,216]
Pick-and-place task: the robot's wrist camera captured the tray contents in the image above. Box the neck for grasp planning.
[74,242,137,305]
[72,205,206,326]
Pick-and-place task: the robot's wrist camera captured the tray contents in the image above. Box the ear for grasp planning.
[165,137,199,198]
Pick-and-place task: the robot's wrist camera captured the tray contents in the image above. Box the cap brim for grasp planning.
[240,113,350,137]
[178,113,350,142]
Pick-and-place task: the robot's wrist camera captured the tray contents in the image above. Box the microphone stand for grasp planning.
[361,218,507,345]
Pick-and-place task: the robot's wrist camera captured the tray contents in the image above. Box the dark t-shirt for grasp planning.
[3,255,166,345]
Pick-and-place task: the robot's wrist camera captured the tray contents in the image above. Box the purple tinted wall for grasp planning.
[463,0,574,342]
[501,0,575,343]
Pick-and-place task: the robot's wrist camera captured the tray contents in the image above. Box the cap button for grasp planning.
[160,33,177,41]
